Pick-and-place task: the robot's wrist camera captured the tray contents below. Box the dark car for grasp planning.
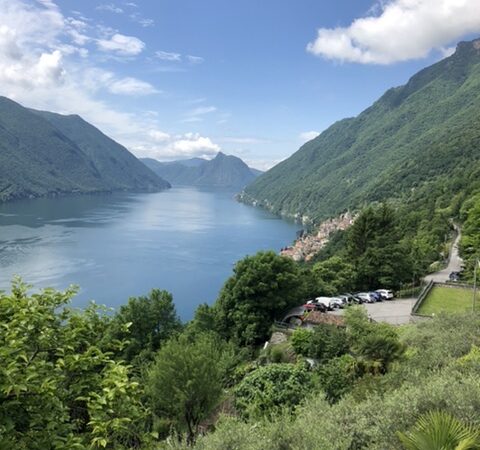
[340,293,364,305]
[449,271,461,282]
[369,291,383,302]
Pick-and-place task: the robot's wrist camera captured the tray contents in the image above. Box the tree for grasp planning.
[397,410,480,450]
[318,354,358,404]
[0,279,152,450]
[110,289,182,363]
[347,204,411,290]
[344,306,404,375]
[147,334,229,444]
[312,256,356,295]
[215,251,305,346]
[234,363,313,419]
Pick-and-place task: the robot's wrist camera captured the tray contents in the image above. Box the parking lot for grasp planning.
[332,298,416,325]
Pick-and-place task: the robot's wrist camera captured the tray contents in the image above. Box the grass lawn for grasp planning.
[417,285,477,315]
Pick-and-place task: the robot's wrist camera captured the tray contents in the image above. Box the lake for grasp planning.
[0,188,300,319]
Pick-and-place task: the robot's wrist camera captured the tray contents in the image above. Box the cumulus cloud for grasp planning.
[132,132,221,160]
[97,33,145,55]
[307,0,480,64]
[299,131,320,142]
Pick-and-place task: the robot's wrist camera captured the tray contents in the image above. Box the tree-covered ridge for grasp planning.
[242,38,480,223]
[0,97,170,202]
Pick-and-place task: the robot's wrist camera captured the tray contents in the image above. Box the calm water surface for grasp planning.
[0,188,299,319]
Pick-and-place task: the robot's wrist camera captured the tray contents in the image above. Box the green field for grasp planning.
[417,285,477,315]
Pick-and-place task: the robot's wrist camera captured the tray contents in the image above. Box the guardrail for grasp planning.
[411,280,434,315]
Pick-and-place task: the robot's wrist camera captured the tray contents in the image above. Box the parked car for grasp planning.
[369,291,383,302]
[375,289,394,300]
[315,296,336,311]
[342,293,364,304]
[449,271,461,282]
[331,297,346,309]
[305,299,327,313]
[356,292,376,303]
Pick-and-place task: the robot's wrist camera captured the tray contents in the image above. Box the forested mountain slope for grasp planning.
[241,39,480,222]
[142,152,260,189]
[0,97,169,202]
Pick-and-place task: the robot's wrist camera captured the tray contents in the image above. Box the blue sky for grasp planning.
[0,0,479,169]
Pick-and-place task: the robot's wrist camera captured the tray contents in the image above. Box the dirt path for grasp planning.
[425,227,462,283]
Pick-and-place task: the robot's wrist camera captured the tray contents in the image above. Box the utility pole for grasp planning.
[473,259,478,312]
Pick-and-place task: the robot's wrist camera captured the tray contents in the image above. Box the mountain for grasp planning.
[0,97,170,202]
[142,152,261,189]
[241,38,480,223]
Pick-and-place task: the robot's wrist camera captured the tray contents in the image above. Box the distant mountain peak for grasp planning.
[141,152,261,189]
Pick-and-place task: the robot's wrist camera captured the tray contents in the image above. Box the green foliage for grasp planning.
[215,251,305,346]
[318,354,359,404]
[110,289,182,363]
[345,306,405,374]
[234,363,313,419]
[397,410,480,450]
[291,323,349,363]
[0,279,152,450]
[312,255,356,294]
[290,328,313,356]
[147,333,230,444]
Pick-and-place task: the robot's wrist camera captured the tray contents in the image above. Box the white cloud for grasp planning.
[189,106,217,116]
[97,33,145,55]
[133,132,221,160]
[96,3,124,14]
[148,130,170,142]
[155,50,182,61]
[186,55,204,64]
[108,77,159,95]
[307,0,480,64]
[0,0,216,163]
[299,131,320,142]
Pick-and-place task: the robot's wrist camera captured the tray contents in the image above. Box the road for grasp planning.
[424,227,462,283]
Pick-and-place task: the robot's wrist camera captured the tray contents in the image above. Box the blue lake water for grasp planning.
[0,188,300,319]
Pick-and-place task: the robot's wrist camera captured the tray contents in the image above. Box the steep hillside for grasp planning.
[34,110,170,192]
[142,152,261,189]
[0,97,169,202]
[241,39,480,222]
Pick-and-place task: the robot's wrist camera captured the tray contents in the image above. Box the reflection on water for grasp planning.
[0,188,299,319]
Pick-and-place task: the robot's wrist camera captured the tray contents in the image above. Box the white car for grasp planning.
[315,296,336,310]
[375,289,394,300]
[356,292,376,303]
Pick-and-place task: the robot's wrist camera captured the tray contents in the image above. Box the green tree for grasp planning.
[215,251,305,346]
[0,279,152,450]
[234,363,313,419]
[318,354,358,404]
[110,289,182,363]
[347,204,411,290]
[147,334,229,444]
[312,256,356,295]
[398,411,480,450]
[344,307,404,375]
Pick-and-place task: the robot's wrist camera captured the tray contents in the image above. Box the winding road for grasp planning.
[424,227,463,283]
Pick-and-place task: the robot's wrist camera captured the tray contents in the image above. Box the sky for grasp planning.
[0,0,479,170]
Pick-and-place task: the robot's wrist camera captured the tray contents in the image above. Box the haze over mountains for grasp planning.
[142,152,261,189]
[241,38,480,223]
[0,97,170,202]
